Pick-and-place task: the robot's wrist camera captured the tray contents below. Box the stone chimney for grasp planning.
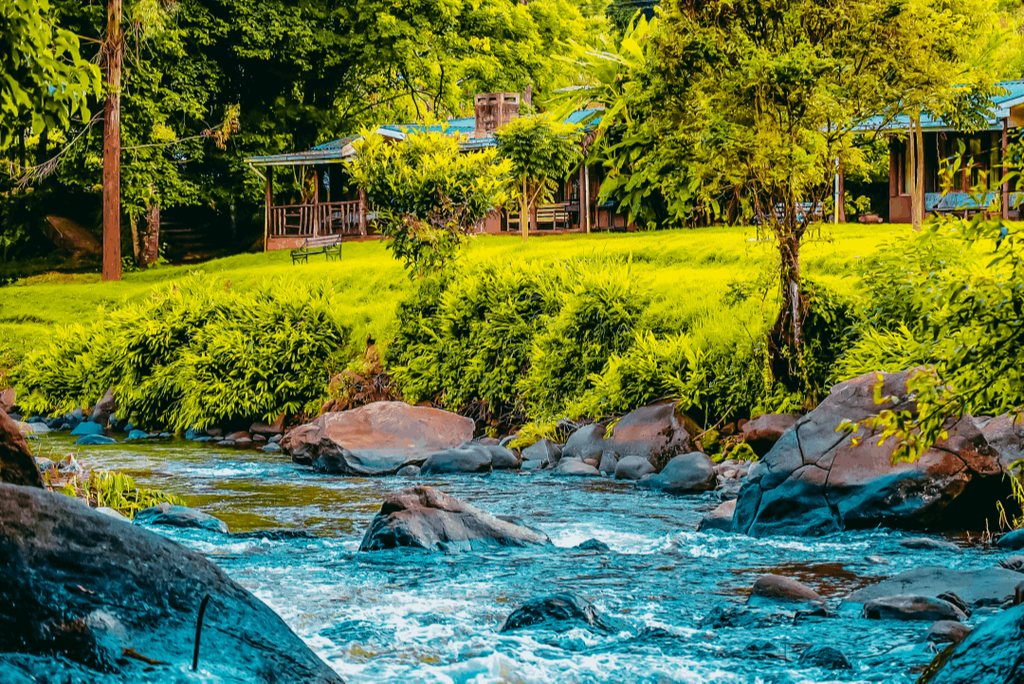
[473,92,520,138]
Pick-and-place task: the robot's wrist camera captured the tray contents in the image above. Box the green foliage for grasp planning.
[49,468,186,519]
[0,0,99,146]
[16,274,349,429]
[347,127,510,276]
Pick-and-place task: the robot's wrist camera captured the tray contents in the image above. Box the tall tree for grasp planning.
[494,114,582,241]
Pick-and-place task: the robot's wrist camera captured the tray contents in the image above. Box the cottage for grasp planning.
[864,80,1024,222]
[246,93,628,252]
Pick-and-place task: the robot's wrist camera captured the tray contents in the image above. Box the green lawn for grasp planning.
[0,224,912,362]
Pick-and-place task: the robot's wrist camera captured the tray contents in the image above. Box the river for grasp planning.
[38,434,1004,684]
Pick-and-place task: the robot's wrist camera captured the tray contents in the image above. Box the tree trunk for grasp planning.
[102,0,123,281]
[768,227,804,385]
[521,179,529,241]
[142,202,160,266]
[129,213,141,265]
[907,112,925,231]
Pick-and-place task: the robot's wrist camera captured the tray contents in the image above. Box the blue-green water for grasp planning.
[38,435,1005,683]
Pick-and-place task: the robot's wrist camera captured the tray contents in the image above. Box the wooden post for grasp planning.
[358,188,367,236]
[1003,118,1010,221]
[263,167,273,250]
[102,0,122,282]
[311,167,320,236]
[584,165,591,233]
[837,164,846,223]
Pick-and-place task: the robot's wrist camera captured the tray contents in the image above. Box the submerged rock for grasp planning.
[732,370,1012,537]
[899,537,961,552]
[74,434,116,446]
[0,483,342,682]
[844,566,1024,608]
[1,409,44,489]
[284,402,474,475]
[863,595,967,622]
[359,486,550,552]
[638,452,717,494]
[797,645,852,670]
[134,502,229,534]
[574,538,611,553]
[919,603,1024,683]
[500,594,618,633]
[924,621,972,646]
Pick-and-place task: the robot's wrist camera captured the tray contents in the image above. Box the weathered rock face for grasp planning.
[920,603,1024,684]
[638,452,717,495]
[731,371,1012,537]
[359,486,550,552]
[134,502,229,534]
[0,484,342,682]
[0,409,43,489]
[844,566,1024,608]
[602,403,690,472]
[500,594,619,633]
[740,413,799,456]
[284,402,475,475]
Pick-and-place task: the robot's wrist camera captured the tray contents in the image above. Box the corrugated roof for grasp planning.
[248,107,606,165]
[853,80,1024,133]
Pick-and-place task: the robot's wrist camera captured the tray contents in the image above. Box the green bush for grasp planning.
[16,274,349,429]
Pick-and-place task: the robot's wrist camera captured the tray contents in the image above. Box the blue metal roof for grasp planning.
[853,80,1024,133]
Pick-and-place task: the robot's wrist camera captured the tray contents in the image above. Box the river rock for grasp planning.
[863,595,967,622]
[844,566,1024,608]
[89,389,116,427]
[741,413,799,456]
[521,439,561,465]
[125,429,149,441]
[0,388,14,413]
[697,499,737,532]
[283,402,474,475]
[250,414,285,435]
[924,620,972,646]
[562,424,607,463]
[0,483,341,682]
[732,370,1010,537]
[74,434,116,446]
[999,555,1024,573]
[997,529,1024,550]
[485,445,520,470]
[614,455,655,480]
[0,409,43,489]
[225,431,251,442]
[748,574,824,607]
[261,442,282,453]
[397,465,420,477]
[797,645,852,670]
[553,460,601,477]
[601,403,690,472]
[359,486,549,552]
[574,538,611,553]
[900,537,961,552]
[500,594,617,633]
[638,452,717,494]
[134,502,229,534]
[918,603,1024,683]
[420,444,492,475]
[70,421,104,437]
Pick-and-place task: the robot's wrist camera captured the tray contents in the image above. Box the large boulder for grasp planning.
[0,483,341,682]
[284,402,475,476]
[484,444,520,470]
[844,566,1024,608]
[919,603,1024,683]
[638,452,717,494]
[562,424,607,463]
[731,370,1012,537]
[420,444,492,475]
[359,486,550,552]
[740,413,799,456]
[0,409,43,489]
[89,389,116,427]
[601,403,690,472]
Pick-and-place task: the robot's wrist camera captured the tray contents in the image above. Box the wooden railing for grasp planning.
[269,200,364,237]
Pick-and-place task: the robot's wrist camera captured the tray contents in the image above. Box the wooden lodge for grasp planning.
[246,93,629,252]
[869,80,1024,222]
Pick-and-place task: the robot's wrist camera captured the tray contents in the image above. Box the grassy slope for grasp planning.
[0,224,911,362]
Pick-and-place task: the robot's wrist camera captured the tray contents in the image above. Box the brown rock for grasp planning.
[923,620,972,646]
[359,486,550,552]
[225,431,251,442]
[0,409,43,489]
[740,413,799,456]
[697,499,737,532]
[250,414,286,435]
[863,595,967,622]
[602,403,690,472]
[748,574,824,606]
[0,388,15,413]
[89,388,116,427]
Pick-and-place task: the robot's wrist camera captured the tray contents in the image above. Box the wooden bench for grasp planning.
[291,234,343,264]
[507,202,573,231]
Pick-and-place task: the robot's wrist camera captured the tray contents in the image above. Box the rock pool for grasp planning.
[40,434,1009,683]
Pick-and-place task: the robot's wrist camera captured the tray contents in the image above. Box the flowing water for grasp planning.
[37,435,1006,684]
